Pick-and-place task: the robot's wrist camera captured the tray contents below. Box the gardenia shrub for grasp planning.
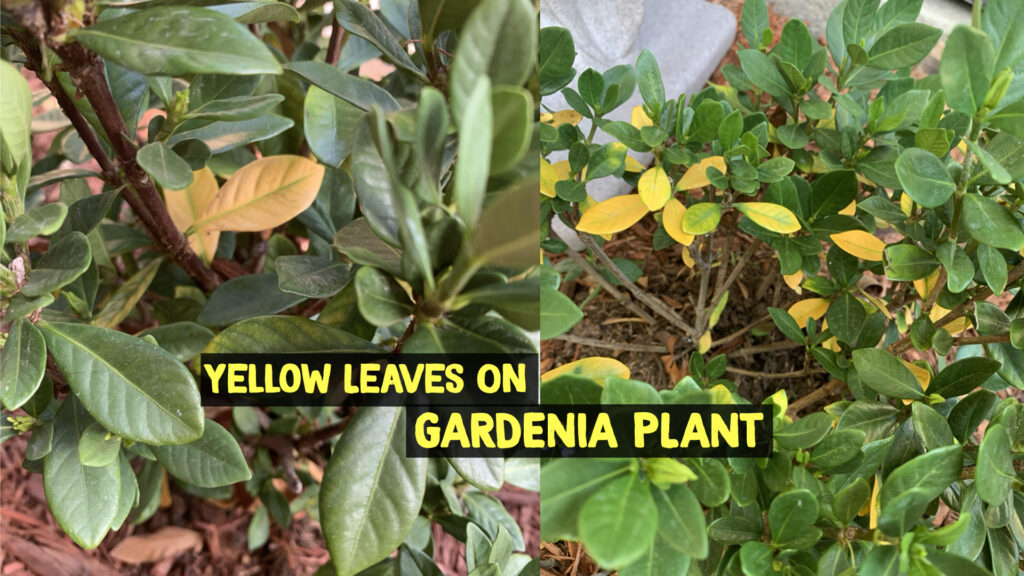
[539,0,1024,574]
[1,0,539,574]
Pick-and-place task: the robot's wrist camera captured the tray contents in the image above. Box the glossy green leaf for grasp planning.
[21,231,92,297]
[866,23,941,69]
[0,318,46,411]
[275,255,351,298]
[940,25,994,115]
[77,422,121,467]
[354,267,413,326]
[811,429,865,468]
[139,322,214,362]
[852,347,924,399]
[5,202,68,243]
[654,484,707,559]
[40,321,204,445]
[321,407,427,576]
[197,274,306,326]
[472,180,539,268]
[539,27,577,96]
[826,292,866,344]
[878,444,962,511]
[44,400,120,548]
[883,244,939,280]
[911,402,953,450]
[768,489,821,549]
[0,60,32,172]
[895,148,955,208]
[304,86,364,168]
[490,87,532,175]
[91,257,162,329]
[808,170,858,221]
[930,356,1002,397]
[449,457,504,492]
[775,412,834,450]
[976,423,1014,505]
[286,61,399,112]
[960,193,1024,251]
[204,315,378,353]
[69,7,282,76]
[540,285,583,340]
[151,418,250,487]
[166,115,294,155]
[333,0,428,83]
[453,76,493,225]
[579,474,658,568]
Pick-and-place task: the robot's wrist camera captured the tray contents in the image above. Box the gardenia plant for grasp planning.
[539,0,1024,574]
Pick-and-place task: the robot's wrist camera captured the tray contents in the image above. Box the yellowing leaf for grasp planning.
[676,156,726,190]
[708,383,733,404]
[542,109,583,127]
[624,156,646,173]
[699,331,712,354]
[110,526,202,564]
[830,230,886,261]
[901,361,931,404]
[913,269,940,299]
[734,202,801,234]
[165,167,220,263]
[631,105,653,129]
[541,357,630,386]
[931,305,971,334]
[682,249,695,268]
[638,166,671,210]
[787,298,830,323]
[190,155,325,233]
[681,202,721,235]
[839,199,857,216]
[575,194,649,235]
[783,272,803,293]
[661,199,695,246]
[900,193,913,216]
[540,157,558,198]
[866,477,878,527]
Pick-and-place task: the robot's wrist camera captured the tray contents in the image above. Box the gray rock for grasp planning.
[541,0,736,248]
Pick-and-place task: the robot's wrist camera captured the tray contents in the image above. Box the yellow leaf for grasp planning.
[839,199,857,216]
[682,249,695,268]
[191,155,325,233]
[787,298,830,324]
[542,357,630,386]
[901,360,931,405]
[676,156,726,190]
[542,109,583,127]
[855,173,876,188]
[931,305,971,334]
[830,230,886,261]
[914,269,940,299]
[783,272,803,294]
[734,202,801,234]
[709,383,733,404]
[699,331,712,354]
[865,477,878,527]
[540,157,557,198]
[638,166,672,210]
[631,105,653,129]
[579,194,612,241]
[811,155,828,173]
[575,194,649,235]
[165,167,220,263]
[624,156,646,172]
[900,193,913,216]
[661,199,695,246]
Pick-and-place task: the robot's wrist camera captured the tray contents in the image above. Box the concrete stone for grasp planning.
[541,0,736,248]
[767,0,971,39]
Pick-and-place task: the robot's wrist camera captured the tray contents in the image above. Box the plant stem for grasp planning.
[726,366,826,379]
[578,234,697,337]
[325,18,346,65]
[553,334,670,353]
[564,247,656,325]
[787,378,845,417]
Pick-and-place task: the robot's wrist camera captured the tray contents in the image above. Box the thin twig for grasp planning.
[565,247,656,325]
[711,314,772,347]
[709,240,758,315]
[552,334,671,353]
[952,334,1011,346]
[728,339,804,358]
[787,378,845,417]
[578,234,697,337]
[725,366,826,379]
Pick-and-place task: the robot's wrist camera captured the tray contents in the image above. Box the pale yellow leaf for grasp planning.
[830,230,886,261]
[638,166,671,210]
[110,527,202,564]
[698,331,712,354]
[540,157,558,198]
[931,305,971,334]
[913,269,941,299]
[575,194,649,235]
[900,193,913,216]
[579,194,612,241]
[542,109,583,127]
[839,199,857,216]
[190,155,325,232]
[624,156,646,173]
[787,298,830,324]
[676,156,726,190]
[631,105,653,129]
[682,249,695,268]
[661,198,695,246]
[709,383,733,404]
[165,167,220,262]
[734,202,801,233]
[901,360,931,405]
[542,357,630,386]
[783,271,803,293]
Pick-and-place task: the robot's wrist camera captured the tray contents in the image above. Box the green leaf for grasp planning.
[0,60,32,172]
[935,243,974,293]
[976,423,1014,505]
[948,389,999,442]
[930,356,1002,397]
[166,115,294,155]
[44,400,120,548]
[768,489,821,549]
[91,257,162,329]
[472,180,538,268]
[602,377,662,405]
[334,218,402,277]
[248,506,270,551]
[826,292,866,344]
[811,429,865,468]
[209,1,300,24]
[738,49,791,103]
[197,274,306,326]
[635,49,665,112]
[78,422,121,467]
[275,255,351,298]
[40,321,204,445]
[982,0,1024,71]
[775,412,834,450]
[418,0,477,48]
[579,474,658,568]
[960,193,1024,251]
[866,23,941,69]
[586,142,627,181]
[139,322,214,362]
[833,478,871,525]
[303,86,364,168]
[682,203,722,235]
[449,457,504,492]
[974,301,1010,335]
[354,267,413,326]
[285,61,399,112]
[350,121,399,245]
[988,100,1024,138]
[808,170,858,221]
[0,318,46,411]
[333,0,427,83]
[852,347,924,399]
[20,231,92,297]
[321,407,427,576]
[453,76,493,225]
[151,418,250,487]
[843,0,880,45]
[708,515,761,545]
[768,307,807,343]
[911,402,953,450]
[490,87,532,175]
[540,285,583,340]
[541,459,632,541]
[883,244,939,281]
[539,27,577,96]
[203,315,378,353]
[940,25,995,115]
[449,0,535,119]
[69,7,281,76]
[978,243,1008,294]
[5,202,68,243]
[654,484,707,559]
[741,0,770,49]
[895,148,955,208]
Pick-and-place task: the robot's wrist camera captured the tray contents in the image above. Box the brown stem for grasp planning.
[296,418,350,449]
[728,339,804,357]
[53,42,221,292]
[961,459,1024,479]
[952,334,1011,345]
[325,18,346,65]
[564,247,656,325]
[787,378,845,417]
[725,366,826,379]
[552,334,670,353]
[711,313,772,347]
